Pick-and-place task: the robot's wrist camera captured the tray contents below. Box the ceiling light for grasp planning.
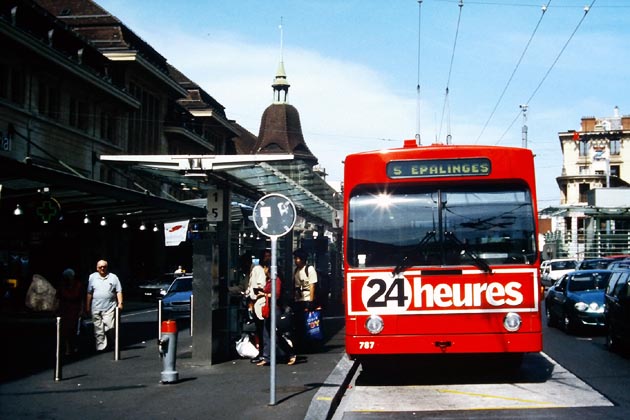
[100,217,107,227]
[122,220,128,229]
[139,222,146,231]
[153,224,158,232]
[13,204,23,216]
[83,214,90,224]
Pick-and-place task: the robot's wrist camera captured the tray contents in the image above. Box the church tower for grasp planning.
[254,59,318,167]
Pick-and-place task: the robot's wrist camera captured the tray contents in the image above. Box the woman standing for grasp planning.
[255,262,296,366]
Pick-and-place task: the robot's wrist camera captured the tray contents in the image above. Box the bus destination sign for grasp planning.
[387,158,491,179]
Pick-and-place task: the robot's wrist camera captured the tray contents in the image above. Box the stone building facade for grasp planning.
[541,107,630,259]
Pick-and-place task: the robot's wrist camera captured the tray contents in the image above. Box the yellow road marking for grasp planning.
[437,388,554,406]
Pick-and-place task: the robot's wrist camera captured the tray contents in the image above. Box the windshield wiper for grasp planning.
[393,230,436,276]
[444,231,493,274]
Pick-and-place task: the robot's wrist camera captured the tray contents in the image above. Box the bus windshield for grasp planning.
[347,183,537,268]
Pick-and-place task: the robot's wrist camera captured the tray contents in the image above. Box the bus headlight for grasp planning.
[365,315,384,335]
[503,312,522,332]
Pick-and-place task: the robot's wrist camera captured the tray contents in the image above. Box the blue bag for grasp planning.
[305,309,323,341]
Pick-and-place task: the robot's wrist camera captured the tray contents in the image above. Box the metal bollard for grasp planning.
[55,317,62,382]
[114,307,120,361]
[158,320,179,384]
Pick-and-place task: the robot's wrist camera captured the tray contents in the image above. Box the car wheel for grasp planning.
[606,325,618,352]
[563,314,575,334]
[545,306,556,327]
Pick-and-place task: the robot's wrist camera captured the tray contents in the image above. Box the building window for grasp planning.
[38,81,61,120]
[579,183,590,203]
[0,62,7,99]
[10,68,26,106]
[609,138,620,155]
[579,165,589,175]
[610,165,620,178]
[100,111,117,145]
[579,140,589,157]
[128,82,160,153]
[69,98,90,132]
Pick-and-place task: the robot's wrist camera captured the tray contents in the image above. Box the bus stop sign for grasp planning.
[253,193,296,238]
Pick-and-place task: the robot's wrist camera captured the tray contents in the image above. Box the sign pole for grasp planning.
[252,194,296,407]
[269,235,278,405]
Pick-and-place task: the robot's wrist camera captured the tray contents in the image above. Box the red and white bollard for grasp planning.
[158,320,179,384]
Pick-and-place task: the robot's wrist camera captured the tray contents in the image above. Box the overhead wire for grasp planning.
[494,0,597,145]
[474,1,552,144]
[437,0,464,145]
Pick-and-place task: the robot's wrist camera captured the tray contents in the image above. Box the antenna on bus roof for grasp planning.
[415,1,423,145]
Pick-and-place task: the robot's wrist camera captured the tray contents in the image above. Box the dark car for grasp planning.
[137,274,179,301]
[545,269,612,333]
[577,258,612,270]
[606,259,630,271]
[162,275,193,319]
[604,269,630,352]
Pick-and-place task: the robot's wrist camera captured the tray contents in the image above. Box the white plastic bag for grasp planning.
[235,334,258,359]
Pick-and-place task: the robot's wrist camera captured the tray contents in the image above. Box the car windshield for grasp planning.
[567,272,611,292]
[580,259,609,270]
[168,277,192,293]
[347,183,537,268]
[551,261,576,270]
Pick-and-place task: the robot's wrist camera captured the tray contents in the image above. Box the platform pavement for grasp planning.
[0,304,356,420]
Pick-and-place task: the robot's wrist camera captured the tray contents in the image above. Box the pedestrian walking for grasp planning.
[86,260,123,352]
[58,268,83,356]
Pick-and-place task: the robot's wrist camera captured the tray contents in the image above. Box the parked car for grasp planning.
[137,273,178,301]
[540,260,551,277]
[162,275,193,319]
[541,258,578,287]
[604,269,630,352]
[606,259,630,271]
[577,258,612,270]
[545,269,612,333]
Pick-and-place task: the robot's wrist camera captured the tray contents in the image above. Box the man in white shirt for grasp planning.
[86,260,123,351]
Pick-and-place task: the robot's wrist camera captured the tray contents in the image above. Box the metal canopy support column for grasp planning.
[192,226,213,364]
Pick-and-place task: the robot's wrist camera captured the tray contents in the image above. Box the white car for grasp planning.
[541,258,578,287]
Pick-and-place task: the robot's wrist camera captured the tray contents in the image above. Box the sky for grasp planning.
[96,0,630,208]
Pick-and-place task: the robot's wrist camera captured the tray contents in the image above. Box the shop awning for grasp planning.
[0,156,207,224]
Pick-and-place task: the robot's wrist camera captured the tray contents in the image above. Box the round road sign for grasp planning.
[252,193,296,237]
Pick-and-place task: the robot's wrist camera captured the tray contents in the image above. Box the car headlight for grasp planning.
[503,312,522,332]
[574,302,603,313]
[365,315,384,335]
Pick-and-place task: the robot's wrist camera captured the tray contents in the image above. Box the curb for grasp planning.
[304,354,360,420]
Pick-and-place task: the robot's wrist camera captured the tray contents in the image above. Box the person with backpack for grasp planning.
[293,248,318,350]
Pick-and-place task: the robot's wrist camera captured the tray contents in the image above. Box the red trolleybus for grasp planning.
[344,139,542,365]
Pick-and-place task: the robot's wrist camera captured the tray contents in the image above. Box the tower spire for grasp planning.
[273,17,290,103]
